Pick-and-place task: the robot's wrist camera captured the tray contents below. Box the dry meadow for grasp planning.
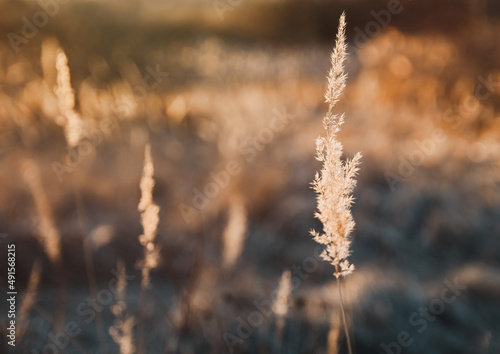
[1,0,499,353]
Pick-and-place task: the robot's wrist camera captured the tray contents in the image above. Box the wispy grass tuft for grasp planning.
[138,143,160,288]
[54,48,84,147]
[310,12,361,280]
[222,195,247,269]
[273,269,292,350]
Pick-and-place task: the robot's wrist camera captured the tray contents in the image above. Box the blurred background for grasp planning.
[1,0,500,353]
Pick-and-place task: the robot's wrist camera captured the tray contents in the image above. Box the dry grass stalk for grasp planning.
[222,195,247,268]
[310,12,361,279]
[137,143,160,353]
[109,261,135,354]
[310,12,360,354]
[273,269,292,345]
[23,161,66,333]
[327,315,340,354]
[54,48,84,147]
[17,261,42,341]
[138,143,160,288]
[23,160,61,265]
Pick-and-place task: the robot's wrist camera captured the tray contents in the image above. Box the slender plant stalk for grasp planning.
[17,261,42,341]
[23,158,66,332]
[335,265,352,354]
[137,288,146,353]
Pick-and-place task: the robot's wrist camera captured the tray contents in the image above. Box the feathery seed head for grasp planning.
[54,48,84,147]
[273,270,292,318]
[273,269,292,339]
[222,195,248,268]
[138,143,160,288]
[138,144,155,213]
[311,12,361,279]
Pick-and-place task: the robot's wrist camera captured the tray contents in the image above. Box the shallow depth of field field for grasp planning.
[1,0,500,353]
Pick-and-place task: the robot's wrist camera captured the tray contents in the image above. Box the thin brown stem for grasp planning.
[137,283,146,353]
[335,266,352,354]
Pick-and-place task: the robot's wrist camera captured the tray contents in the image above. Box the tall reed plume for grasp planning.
[272,269,292,349]
[310,12,361,279]
[137,143,160,353]
[310,12,361,354]
[54,48,84,147]
[138,143,160,288]
[222,195,247,268]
